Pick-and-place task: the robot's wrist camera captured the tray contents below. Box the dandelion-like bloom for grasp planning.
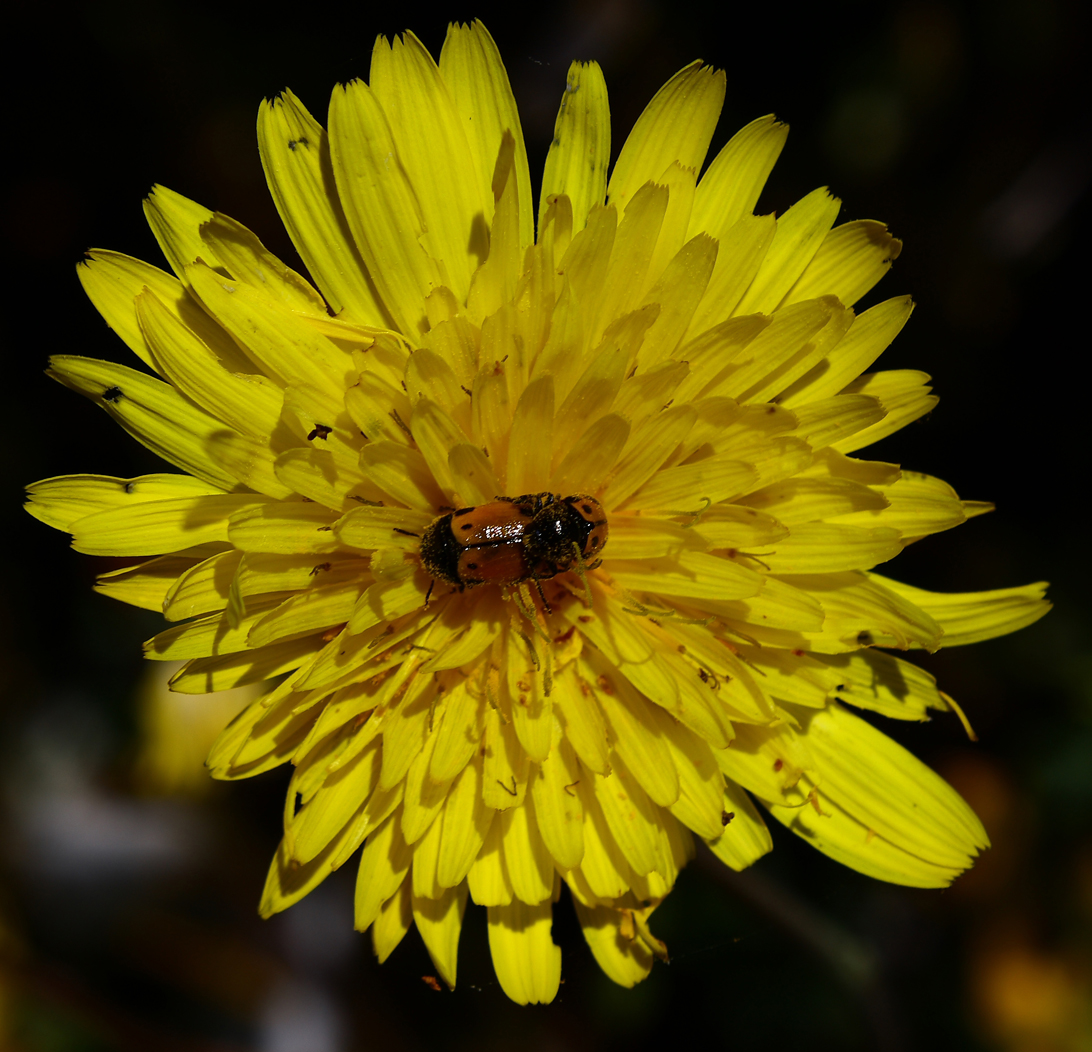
[27,22,1049,1003]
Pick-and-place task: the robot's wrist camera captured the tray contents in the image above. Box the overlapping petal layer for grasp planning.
[27,21,1049,1003]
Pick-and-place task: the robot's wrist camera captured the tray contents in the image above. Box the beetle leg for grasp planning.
[533,577,553,615]
[570,541,593,606]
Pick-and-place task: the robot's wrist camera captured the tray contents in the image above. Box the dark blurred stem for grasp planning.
[696,846,908,1052]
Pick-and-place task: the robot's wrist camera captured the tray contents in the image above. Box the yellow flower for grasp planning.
[26,22,1048,1004]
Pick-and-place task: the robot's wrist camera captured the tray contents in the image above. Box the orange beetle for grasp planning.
[419,493,608,590]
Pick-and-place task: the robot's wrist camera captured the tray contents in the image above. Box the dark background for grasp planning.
[2,0,1090,1049]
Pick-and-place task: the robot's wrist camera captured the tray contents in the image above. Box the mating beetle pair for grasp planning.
[419,492,608,591]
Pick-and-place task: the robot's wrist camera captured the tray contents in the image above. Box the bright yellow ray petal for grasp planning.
[328,78,445,336]
[487,898,562,1005]
[705,779,773,870]
[572,899,654,988]
[734,187,841,316]
[607,62,725,213]
[440,20,534,251]
[258,89,390,326]
[869,575,1051,646]
[540,61,610,233]
[690,114,789,237]
[783,220,902,309]
[371,31,491,302]
[355,809,413,932]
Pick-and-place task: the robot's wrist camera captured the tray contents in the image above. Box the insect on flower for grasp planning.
[419,492,608,606]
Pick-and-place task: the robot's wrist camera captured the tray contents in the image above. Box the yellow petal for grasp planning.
[440,21,534,250]
[248,579,366,649]
[506,376,555,496]
[358,441,447,511]
[833,369,938,453]
[552,666,611,775]
[685,215,777,339]
[48,356,242,491]
[607,549,764,602]
[289,738,382,863]
[734,187,841,316]
[185,262,352,415]
[487,898,562,1005]
[829,470,970,540]
[482,707,529,810]
[412,882,468,989]
[569,592,734,748]
[550,412,631,497]
[142,184,214,279]
[78,248,250,374]
[69,494,268,557]
[540,61,610,233]
[437,756,494,888]
[373,879,414,962]
[651,708,725,839]
[690,115,788,237]
[602,405,698,511]
[572,776,637,899]
[799,702,987,865]
[169,636,321,694]
[590,188,667,341]
[258,90,390,326]
[818,649,948,720]
[780,295,914,407]
[135,288,283,439]
[705,779,773,870]
[328,78,444,336]
[869,574,1051,647]
[607,62,725,213]
[380,675,436,795]
[765,791,966,888]
[260,837,341,918]
[584,657,679,807]
[227,502,342,555]
[24,472,224,532]
[760,523,903,574]
[371,32,491,303]
[97,548,222,612]
[467,813,513,906]
[638,233,717,366]
[500,801,555,904]
[571,899,653,988]
[355,808,413,932]
[274,448,382,512]
[783,220,902,308]
[717,296,851,405]
[529,728,585,870]
[197,212,329,316]
[506,631,552,763]
[145,597,283,660]
[429,682,483,784]
[591,757,667,878]
[714,720,813,807]
[206,431,293,498]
